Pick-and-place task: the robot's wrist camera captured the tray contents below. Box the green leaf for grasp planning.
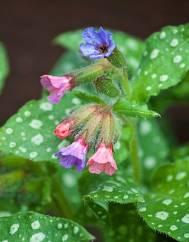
[0,159,54,212]
[0,211,94,241]
[138,119,170,184]
[79,169,144,215]
[0,92,82,162]
[0,42,9,93]
[54,29,145,75]
[104,204,156,242]
[84,178,144,204]
[138,159,189,241]
[113,99,160,118]
[132,23,189,103]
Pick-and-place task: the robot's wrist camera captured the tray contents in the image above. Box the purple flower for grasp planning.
[80,27,116,60]
[40,75,74,104]
[55,138,88,171]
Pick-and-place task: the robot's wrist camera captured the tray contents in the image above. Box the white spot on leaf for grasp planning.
[170,225,177,231]
[6,128,13,135]
[162,199,172,205]
[150,49,160,59]
[181,214,189,224]
[10,224,19,235]
[29,120,43,129]
[62,235,68,241]
[40,102,53,111]
[160,75,168,82]
[173,55,182,64]
[30,232,46,242]
[176,172,186,180]
[31,134,44,146]
[31,220,40,229]
[155,211,169,220]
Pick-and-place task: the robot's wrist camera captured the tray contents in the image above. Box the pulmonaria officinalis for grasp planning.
[80,27,116,60]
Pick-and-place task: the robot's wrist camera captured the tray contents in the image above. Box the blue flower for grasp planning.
[55,138,88,171]
[80,27,116,60]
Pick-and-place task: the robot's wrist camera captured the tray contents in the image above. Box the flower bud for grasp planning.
[54,119,75,140]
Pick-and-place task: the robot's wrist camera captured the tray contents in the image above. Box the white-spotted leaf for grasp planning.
[132,24,189,103]
[0,92,81,162]
[0,211,94,241]
[138,159,189,241]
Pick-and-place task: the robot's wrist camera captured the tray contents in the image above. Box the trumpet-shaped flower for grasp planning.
[80,27,116,60]
[40,74,74,104]
[55,138,88,171]
[87,143,117,175]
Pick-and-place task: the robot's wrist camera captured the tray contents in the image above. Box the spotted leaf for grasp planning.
[0,92,82,162]
[80,169,144,206]
[84,179,143,204]
[54,29,145,75]
[138,119,170,184]
[0,211,94,242]
[132,23,189,103]
[0,42,9,93]
[138,159,189,241]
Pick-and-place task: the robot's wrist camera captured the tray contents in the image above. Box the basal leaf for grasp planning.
[54,29,145,74]
[0,42,9,93]
[138,159,189,241]
[0,211,94,242]
[0,92,82,162]
[132,24,189,103]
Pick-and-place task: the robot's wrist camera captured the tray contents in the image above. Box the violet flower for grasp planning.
[55,138,88,171]
[40,74,74,104]
[80,27,116,60]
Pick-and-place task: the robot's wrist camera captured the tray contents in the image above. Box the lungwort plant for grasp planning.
[0,24,189,242]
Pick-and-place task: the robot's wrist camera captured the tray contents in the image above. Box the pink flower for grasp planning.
[40,75,74,104]
[87,143,117,176]
[54,119,74,139]
[55,138,88,171]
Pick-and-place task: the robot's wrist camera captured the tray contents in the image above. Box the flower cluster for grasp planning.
[54,105,117,175]
[40,27,119,175]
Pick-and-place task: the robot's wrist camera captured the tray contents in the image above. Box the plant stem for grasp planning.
[128,119,142,185]
[52,173,73,219]
[120,67,130,97]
